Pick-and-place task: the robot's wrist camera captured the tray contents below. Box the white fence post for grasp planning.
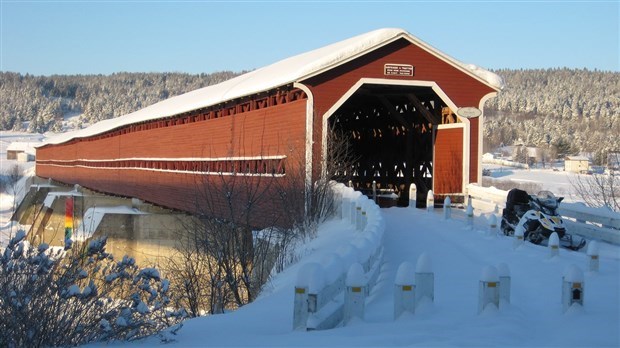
[394,262,416,319]
[415,253,434,306]
[344,263,366,324]
[549,232,560,258]
[443,196,451,220]
[478,266,500,314]
[562,265,585,313]
[426,190,434,212]
[587,241,599,272]
[498,263,511,304]
[409,183,417,208]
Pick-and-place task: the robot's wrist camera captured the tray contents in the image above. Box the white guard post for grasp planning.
[478,265,500,314]
[394,262,416,319]
[497,263,511,303]
[415,253,434,307]
[488,214,498,234]
[341,196,349,221]
[349,200,356,225]
[549,232,560,258]
[562,264,585,313]
[293,285,309,330]
[344,263,366,324]
[372,180,377,202]
[361,210,367,230]
[355,205,363,231]
[513,226,525,249]
[409,183,417,208]
[466,196,474,230]
[426,190,434,212]
[587,241,599,272]
[443,196,451,220]
[293,263,321,330]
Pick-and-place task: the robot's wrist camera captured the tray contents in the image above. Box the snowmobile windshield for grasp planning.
[536,191,559,211]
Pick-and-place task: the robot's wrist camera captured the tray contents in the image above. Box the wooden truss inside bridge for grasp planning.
[329,84,459,206]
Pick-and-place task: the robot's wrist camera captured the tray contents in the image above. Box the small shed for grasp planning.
[7,142,37,161]
[565,156,590,173]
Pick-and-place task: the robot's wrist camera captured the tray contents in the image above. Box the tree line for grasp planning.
[1,68,618,164]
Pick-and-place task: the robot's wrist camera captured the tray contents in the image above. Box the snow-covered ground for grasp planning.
[108,207,619,347]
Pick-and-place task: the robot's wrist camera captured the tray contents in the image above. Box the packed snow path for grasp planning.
[105,207,620,347]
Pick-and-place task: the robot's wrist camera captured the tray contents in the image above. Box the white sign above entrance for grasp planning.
[456,107,482,119]
[384,64,415,77]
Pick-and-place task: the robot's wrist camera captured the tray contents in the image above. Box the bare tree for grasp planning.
[571,172,619,212]
[163,123,356,315]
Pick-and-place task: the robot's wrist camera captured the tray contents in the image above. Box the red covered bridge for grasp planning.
[36,28,503,228]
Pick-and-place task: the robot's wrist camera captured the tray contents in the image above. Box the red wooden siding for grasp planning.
[37,100,308,226]
[433,127,463,194]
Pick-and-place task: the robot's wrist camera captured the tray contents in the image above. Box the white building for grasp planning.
[564,156,590,173]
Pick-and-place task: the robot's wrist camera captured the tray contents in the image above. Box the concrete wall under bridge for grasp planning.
[13,177,194,267]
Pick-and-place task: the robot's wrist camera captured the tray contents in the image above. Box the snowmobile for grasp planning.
[501,188,586,251]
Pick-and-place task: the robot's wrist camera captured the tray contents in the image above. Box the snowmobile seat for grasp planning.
[505,188,530,213]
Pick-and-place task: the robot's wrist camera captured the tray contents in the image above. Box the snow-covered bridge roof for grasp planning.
[41,28,504,146]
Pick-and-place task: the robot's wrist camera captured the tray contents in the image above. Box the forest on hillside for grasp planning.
[1,68,618,164]
[483,68,619,165]
[0,71,241,133]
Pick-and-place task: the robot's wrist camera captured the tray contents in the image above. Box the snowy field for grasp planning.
[483,163,588,202]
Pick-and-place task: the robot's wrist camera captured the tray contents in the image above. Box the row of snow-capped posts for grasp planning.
[340,188,368,232]
[294,182,385,331]
[393,253,435,318]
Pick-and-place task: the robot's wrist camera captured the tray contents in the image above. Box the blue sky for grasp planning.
[1,1,618,75]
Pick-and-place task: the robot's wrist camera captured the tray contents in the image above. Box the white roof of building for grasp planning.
[40,28,504,147]
[566,156,590,161]
[7,141,38,154]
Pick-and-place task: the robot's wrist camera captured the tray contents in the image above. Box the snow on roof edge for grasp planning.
[40,28,503,147]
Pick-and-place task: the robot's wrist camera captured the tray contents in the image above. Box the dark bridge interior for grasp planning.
[328,84,457,206]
